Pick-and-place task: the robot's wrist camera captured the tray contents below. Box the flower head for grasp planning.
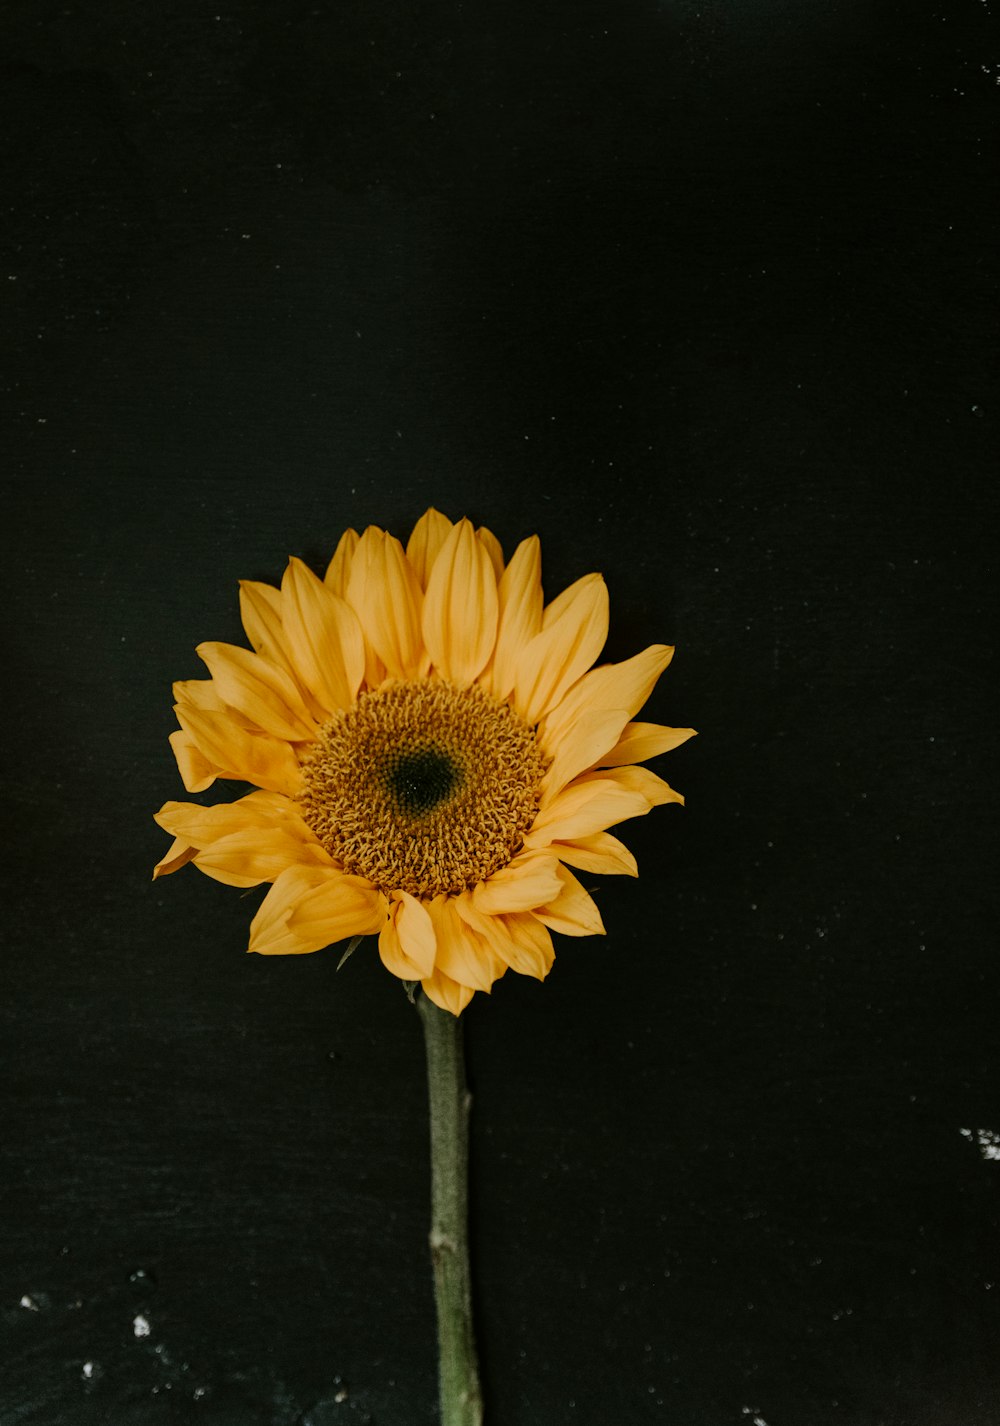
[153,510,695,1014]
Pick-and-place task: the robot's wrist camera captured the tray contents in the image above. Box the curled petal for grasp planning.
[173,677,233,715]
[582,765,685,807]
[248,865,339,956]
[455,897,554,981]
[498,914,555,979]
[249,866,386,956]
[538,644,675,755]
[422,518,499,685]
[472,854,563,916]
[378,892,437,980]
[420,967,476,1017]
[524,778,653,847]
[426,896,499,992]
[172,677,261,736]
[152,835,196,881]
[175,705,303,796]
[168,728,216,793]
[154,792,330,885]
[154,790,301,845]
[513,574,609,725]
[196,641,316,740]
[288,874,386,944]
[540,707,631,801]
[549,831,638,878]
[532,865,606,937]
[194,828,334,888]
[596,722,697,767]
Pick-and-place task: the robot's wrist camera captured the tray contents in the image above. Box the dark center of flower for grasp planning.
[298,679,548,898]
[385,745,462,818]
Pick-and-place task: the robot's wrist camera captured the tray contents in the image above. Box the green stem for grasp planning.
[417,993,484,1426]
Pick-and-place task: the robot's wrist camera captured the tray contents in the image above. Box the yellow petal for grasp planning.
[249,866,385,956]
[454,897,554,981]
[499,914,555,979]
[422,518,499,686]
[378,892,437,980]
[485,536,543,700]
[596,722,697,767]
[194,827,334,887]
[175,705,303,796]
[476,525,504,581]
[238,580,299,683]
[173,677,230,714]
[540,707,630,801]
[420,967,475,1016]
[155,791,329,885]
[471,853,563,916]
[341,529,387,688]
[172,679,258,733]
[288,873,386,945]
[427,896,498,992]
[152,835,196,880]
[406,508,454,590]
[281,556,366,713]
[324,528,359,598]
[168,728,216,792]
[524,779,653,847]
[540,572,594,629]
[196,641,316,741]
[378,914,420,980]
[581,765,685,807]
[248,865,339,956]
[154,790,298,845]
[538,644,675,754]
[532,865,605,936]
[512,574,609,725]
[549,831,638,877]
[346,528,427,680]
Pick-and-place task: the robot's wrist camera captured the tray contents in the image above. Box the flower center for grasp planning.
[387,745,461,818]
[298,679,548,898]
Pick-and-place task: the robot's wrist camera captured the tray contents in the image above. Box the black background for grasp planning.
[3,3,997,1423]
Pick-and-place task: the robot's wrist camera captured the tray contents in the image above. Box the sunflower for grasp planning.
[153,510,695,1015]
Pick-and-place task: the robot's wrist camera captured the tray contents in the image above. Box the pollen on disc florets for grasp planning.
[298,679,549,899]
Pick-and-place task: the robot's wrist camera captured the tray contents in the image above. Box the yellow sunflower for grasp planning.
[153,510,695,1015]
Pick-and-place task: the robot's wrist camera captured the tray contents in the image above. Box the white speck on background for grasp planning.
[960,1127,1000,1161]
[133,1314,151,1338]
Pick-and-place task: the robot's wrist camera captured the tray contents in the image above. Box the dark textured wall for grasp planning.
[3,3,997,1423]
